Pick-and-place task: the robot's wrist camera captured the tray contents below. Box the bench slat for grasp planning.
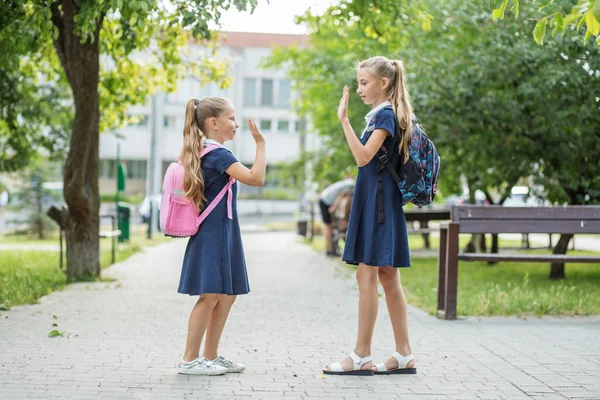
[100,230,121,238]
[452,206,600,221]
[458,253,600,263]
[404,210,450,222]
[456,219,600,234]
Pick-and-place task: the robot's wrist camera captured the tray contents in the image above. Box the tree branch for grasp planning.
[50,1,67,69]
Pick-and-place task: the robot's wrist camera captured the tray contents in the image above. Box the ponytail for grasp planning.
[179,97,232,210]
[181,99,206,210]
[390,60,413,163]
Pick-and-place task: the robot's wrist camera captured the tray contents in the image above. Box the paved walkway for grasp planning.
[1,232,599,400]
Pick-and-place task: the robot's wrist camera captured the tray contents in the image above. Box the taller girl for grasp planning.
[324,56,416,376]
[177,97,266,375]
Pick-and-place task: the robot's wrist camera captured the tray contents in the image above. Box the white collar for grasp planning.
[361,101,392,139]
[364,101,392,124]
[204,138,224,147]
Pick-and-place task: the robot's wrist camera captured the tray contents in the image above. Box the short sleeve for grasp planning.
[373,109,397,137]
[213,148,239,174]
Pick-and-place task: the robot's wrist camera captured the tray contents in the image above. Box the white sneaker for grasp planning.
[177,357,227,375]
[210,355,246,373]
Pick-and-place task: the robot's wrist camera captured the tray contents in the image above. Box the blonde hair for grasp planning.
[357,56,413,162]
[181,97,231,210]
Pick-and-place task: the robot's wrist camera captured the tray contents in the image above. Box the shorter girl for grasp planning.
[176,97,266,375]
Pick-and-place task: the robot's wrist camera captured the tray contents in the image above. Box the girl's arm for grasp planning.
[338,86,388,167]
[225,117,266,187]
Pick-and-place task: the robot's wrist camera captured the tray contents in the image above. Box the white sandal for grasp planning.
[374,352,417,375]
[323,352,374,376]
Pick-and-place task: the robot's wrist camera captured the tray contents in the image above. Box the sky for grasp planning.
[214,0,338,34]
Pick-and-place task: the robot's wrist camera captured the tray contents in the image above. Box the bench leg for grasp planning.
[437,226,448,316]
[422,221,430,250]
[443,222,460,320]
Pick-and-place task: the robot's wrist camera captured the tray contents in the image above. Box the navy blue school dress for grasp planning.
[178,142,250,296]
[342,103,411,268]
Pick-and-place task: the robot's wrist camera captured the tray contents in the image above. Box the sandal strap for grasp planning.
[391,352,414,369]
[329,362,345,372]
[349,352,372,368]
[375,362,387,372]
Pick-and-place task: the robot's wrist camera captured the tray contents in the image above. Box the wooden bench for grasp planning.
[404,208,450,249]
[437,205,600,320]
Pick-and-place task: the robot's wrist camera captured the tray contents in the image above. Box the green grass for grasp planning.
[303,235,600,317]
[99,192,145,204]
[0,231,61,245]
[0,233,169,308]
[0,251,65,308]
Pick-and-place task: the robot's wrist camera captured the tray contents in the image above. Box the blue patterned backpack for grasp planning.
[376,111,440,211]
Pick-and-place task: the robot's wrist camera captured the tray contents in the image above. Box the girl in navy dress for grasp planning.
[176,97,266,375]
[323,56,416,376]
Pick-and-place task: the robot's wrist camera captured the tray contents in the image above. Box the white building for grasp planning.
[99,32,318,196]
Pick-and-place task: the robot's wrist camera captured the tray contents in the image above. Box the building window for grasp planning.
[295,119,307,132]
[164,116,176,128]
[125,160,147,180]
[261,79,273,106]
[277,120,289,132]
[244,78,256,106]
[99,159,116,178]
[260,119,272,131]
[278,79,291,108]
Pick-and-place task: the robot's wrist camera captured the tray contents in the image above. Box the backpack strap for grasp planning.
[196,143,236,224]
[197,176,236,225]
[375,129,402,225]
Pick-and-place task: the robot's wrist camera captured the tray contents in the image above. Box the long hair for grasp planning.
[358,56,413,162]
[180,97,231,210]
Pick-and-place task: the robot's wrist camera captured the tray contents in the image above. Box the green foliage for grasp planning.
[493,0,600,45]
[267,0,600,205]
[0,0,258,171]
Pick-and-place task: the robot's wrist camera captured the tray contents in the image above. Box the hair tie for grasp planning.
[193,99,200,110]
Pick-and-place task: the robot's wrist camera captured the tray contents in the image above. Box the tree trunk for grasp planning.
[550,234,573,280]
[48,1,103,281]
[479,234,487,252]
[491,233,499,253]
[487,233,499,266]
[464,182,477,253]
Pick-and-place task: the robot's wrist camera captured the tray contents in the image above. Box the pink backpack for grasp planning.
[160,144,236,238]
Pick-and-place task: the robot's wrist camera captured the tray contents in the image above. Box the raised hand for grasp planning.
[248,117,265,145]
[337,85,350,121]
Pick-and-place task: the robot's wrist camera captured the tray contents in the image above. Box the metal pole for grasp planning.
[148,94,159,237]
[111,215,116,264]
[116,142,120,230]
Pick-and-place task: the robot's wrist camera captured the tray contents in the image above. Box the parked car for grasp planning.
[139,194,162,224]
[503,186,544,207]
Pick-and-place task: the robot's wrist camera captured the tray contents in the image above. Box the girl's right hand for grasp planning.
[248,117,265,145]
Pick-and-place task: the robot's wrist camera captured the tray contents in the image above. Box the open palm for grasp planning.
[248,117,265,145]
[338,86,349,121]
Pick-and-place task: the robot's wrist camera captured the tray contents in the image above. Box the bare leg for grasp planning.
[324,223,333,253]
[182,294,220,362]
[203,295,237,360]
[376,267,415,370]
[324,263,378,371]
